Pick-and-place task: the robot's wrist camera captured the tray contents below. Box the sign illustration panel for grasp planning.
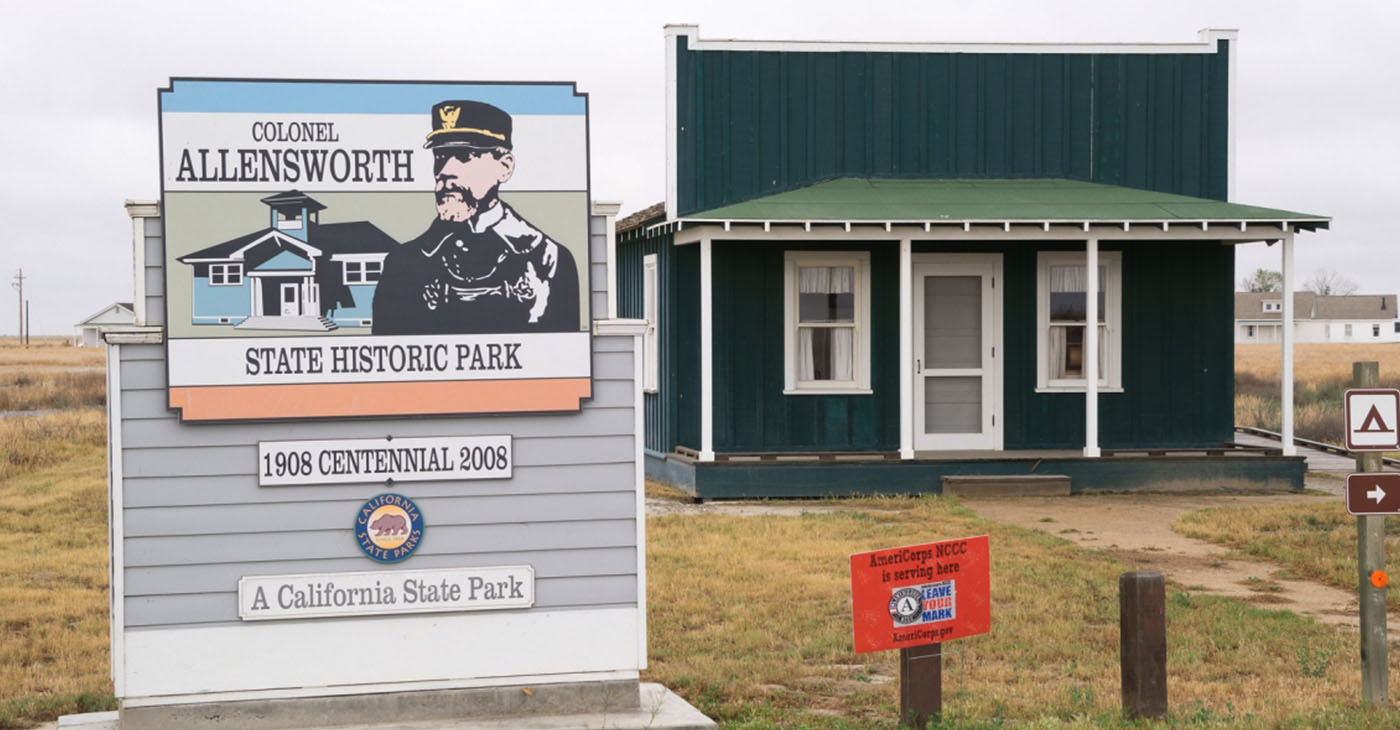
[158,79,591,420]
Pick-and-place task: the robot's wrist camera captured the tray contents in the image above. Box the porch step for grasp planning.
[317,316,339,331]
[941,474,1071,498]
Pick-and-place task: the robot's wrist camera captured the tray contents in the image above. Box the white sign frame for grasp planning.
[1345,388,1400,451]
[258,435,512,486]
[238,565,535,621]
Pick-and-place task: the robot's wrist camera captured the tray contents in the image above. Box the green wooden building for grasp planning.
[616,26,1327,498]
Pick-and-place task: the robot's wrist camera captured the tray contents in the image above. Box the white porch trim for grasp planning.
[700,237,714,461]
[1281,229,1296,456]
[1084,238,1100,458]
[899,239,914,459]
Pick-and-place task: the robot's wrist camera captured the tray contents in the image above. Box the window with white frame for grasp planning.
[1345,323,1354,338]
[343,259,384,285]
[1262,300,1282,313]
[208,263,243,286]
[1036,251,1122,391]
[784,251,870,393]
[643,254,659,393]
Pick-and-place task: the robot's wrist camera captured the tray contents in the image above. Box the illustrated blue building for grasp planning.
[178,191,398,330]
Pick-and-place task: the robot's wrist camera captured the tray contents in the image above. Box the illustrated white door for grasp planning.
[913,255,1002,451]
[280,283,300,316]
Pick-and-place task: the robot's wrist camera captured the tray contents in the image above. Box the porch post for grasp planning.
[900,239,914,459]
[1084,237,1100,458]
[1281,229,1296,456]
[700,237,715,461]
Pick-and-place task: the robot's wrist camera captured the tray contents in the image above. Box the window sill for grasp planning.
[783,388,874,396]
[1035,386,1125,394]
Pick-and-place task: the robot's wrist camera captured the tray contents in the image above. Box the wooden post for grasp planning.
[1119,571,1167,719]
[899,643,941,729]
[1354,361,1388,707]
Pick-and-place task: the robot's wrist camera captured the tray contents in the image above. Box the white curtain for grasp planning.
[831,328,853,381]
[1050,264,1106,293]
[799,328,816,381]
[1048,326,1067,379]
[797,327,854,381]
[1048,324,1108,380]
[799,266,854,296]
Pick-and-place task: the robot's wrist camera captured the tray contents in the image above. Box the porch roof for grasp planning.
[675,178,1330,233]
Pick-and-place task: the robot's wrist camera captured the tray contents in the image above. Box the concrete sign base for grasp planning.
[65,682,713,730]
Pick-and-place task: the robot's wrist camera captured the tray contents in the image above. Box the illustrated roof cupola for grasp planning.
[260,190,326,242]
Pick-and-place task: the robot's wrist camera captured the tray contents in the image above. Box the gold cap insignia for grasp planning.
[439,105,461,130]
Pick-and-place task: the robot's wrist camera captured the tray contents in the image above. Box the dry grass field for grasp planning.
[0,339,105,412]
[0,448,114,727]
[1235,343,1400,445]
[647,498,1400,729]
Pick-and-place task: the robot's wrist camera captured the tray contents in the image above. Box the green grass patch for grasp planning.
[1174,501,1400,604]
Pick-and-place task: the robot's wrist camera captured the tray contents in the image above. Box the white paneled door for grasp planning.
[913,255,1002,451]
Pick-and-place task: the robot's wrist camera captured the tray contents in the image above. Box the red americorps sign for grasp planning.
[849,536,991,654]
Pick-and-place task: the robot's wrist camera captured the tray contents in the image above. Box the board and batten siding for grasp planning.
[674,34,1231,216]
[651,240,1233,454]
[118,215,638,631]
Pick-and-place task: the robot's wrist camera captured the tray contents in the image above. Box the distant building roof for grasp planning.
[1235,292,1397,320]
[617,202,665,236]
[76,301,136,328]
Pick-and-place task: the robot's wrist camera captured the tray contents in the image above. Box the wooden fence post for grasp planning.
[1120,571,1167,719]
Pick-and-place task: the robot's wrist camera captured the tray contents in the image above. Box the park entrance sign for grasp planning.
[98,76,692,730]
[158,79,593,422]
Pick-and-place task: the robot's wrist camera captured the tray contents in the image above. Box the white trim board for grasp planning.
[669,222,1305,245]
[121,606,640,701]
[667,24,1238,56]
[106,343,126,696]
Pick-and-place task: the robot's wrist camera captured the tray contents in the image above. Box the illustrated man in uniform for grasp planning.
[373,100,579,334]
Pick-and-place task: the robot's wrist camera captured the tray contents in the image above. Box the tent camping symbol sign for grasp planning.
[1345,389,1400,451]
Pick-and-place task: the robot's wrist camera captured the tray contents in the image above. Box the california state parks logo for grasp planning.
[355,493,424,563]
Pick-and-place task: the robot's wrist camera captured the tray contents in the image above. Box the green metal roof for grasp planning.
[683,178,1329,230]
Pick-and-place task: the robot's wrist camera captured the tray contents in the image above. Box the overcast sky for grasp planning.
[2,0,1396,334]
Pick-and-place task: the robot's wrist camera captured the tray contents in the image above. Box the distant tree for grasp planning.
[1304,268,1359,296]
[1239,268,1283,293]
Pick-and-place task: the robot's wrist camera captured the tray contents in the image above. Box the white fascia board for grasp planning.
[593,318,649,337]
[124,199,160,218]
[103,326,165,345]
[665,29,681,221]
[672,25,1234,55]
[669,219,1315,244]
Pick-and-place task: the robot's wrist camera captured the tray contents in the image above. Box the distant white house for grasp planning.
[74,302,136,347]
[1236,292,1400,343]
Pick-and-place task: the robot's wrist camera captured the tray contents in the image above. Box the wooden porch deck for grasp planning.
[652,443,1302,499]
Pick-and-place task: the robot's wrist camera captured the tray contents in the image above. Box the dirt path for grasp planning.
[957,487,1400,638]
[648,481,1396,639]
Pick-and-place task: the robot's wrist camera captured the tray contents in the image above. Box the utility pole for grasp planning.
[11,268,23,342]
[24,300,30,347]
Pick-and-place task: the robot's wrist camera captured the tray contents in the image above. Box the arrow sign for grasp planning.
[1347,473,1400,515]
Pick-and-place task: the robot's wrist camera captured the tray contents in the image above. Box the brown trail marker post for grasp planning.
[850,536,990,729]
[1345,362,1393,707]
[1119,571,1167,719]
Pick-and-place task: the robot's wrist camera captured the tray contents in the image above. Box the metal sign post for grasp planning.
[1346,365,1390,707]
